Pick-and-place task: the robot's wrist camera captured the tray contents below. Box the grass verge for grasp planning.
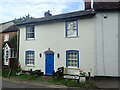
[2,69,97,88]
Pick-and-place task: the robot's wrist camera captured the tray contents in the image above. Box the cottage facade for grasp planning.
[17,2,120,77]
[18,9,95,76]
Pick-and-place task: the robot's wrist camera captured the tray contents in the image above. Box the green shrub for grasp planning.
[2,67,21,77]
[2,69,10,77]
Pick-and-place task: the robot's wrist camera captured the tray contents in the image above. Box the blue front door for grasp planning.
[45,54,54,75]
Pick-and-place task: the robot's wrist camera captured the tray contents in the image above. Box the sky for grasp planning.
[0,0,85,23]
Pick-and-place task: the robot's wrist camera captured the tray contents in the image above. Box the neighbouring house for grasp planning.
[0,21,14,68]
[0,25,19,67]
[17,1,120,77]
[0,21,14,56]
[0,21,14,32]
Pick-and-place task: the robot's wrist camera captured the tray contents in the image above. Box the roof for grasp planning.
[0,20,13,25]
[94,2,120,11]
[3,42,16,48]
[17,9,95,26]
[2,25,19,33]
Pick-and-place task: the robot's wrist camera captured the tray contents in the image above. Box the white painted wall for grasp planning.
[19,17,95,76]
[95,11,119,76]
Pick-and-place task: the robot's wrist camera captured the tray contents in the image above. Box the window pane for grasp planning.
[4,34,9,42]
[27,26,35,39]
[29,27,34,32]
[66,21,77,37]
[27,33,31,38]
[67,51,78,67]
[26,51,34,65]
[30,33,34,38]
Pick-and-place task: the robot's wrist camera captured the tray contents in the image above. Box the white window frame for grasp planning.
[66,20,78,37]
[4,34,9,42]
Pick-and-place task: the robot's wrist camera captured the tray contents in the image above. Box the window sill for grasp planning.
[26,38,35,41]
[10,57,15,58]
[4,40,9,42]
[67,67,79,69]
[65,36,79,38]
[26,65,35,67]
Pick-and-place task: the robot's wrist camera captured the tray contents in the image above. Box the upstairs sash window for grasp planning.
[66,20,78,37]
[26,25,35,40]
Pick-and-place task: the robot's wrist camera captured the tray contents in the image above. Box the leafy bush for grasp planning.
[2,63,21,77]
[2,69,10,77]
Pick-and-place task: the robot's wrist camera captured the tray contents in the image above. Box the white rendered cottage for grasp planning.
[17,2,120,77]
